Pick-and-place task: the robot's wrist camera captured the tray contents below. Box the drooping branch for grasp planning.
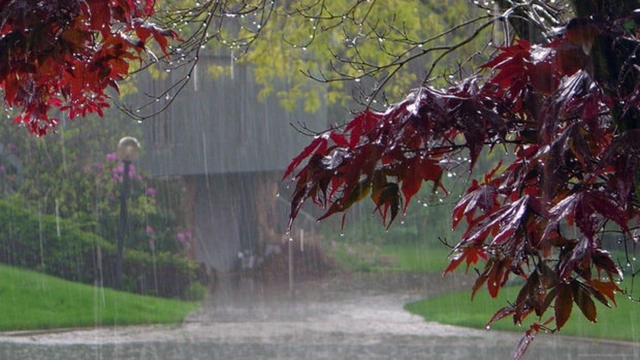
[0,1,180,134]
[117,0,276,121]
[284,2,640,360]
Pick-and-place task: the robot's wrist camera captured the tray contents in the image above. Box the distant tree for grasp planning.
[283,1,640,359]
[115,1,486,120]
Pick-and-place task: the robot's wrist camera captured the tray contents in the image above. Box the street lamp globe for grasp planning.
[116,136,141,162]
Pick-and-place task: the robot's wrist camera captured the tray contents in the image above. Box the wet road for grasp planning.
[1,273,639,359]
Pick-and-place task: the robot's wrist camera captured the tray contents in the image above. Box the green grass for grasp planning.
[0,264,200,331]
[326,240,454,273]
[376,244,453,272]
[405,282,640,342]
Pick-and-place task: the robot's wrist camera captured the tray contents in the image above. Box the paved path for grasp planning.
[1,273,639,359]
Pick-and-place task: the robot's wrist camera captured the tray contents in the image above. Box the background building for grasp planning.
[138,55,327,273]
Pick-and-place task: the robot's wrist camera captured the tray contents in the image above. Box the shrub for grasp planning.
[0,198,201,299]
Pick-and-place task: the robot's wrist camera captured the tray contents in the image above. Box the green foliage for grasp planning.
[184,282,208,301]
[0,109,190,257]
[0,111,140,219]
[0,263,198,331]
[86,153,186,255]
[0,198,200,299]
[202,1,487,112]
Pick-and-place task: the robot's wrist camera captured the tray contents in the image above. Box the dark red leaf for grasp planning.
[590,279,623,307]
[555,284,573,330]
[572,281,597,323]
[283,135,328,180]
[452,180,498,228]
[442,252,466,276]
[317,180,371,222]
[462,195,530,247]
[591,248,622,278]
[486,305,515,329]
[513,326,538,360]
[0,1,179,134]
[443,247,487,275]
[399,156,442,213]
[344,109,383,148]
[545,190,629,240]
[329,132,350,147]
[371,182,401,228]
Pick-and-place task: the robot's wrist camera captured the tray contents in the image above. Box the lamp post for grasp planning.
[115,136,141,290]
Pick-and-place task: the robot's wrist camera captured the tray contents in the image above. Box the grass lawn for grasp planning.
[377,244,453,272]
[0,264,200,331]
[327,241,454,273]
[405,282,640,342]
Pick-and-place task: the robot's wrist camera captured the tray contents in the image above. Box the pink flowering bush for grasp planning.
[85,152,188,254]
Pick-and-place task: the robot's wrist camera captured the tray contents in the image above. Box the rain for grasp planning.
[1,1,640,360]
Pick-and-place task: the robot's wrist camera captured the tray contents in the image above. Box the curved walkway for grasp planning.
[1,273,639,359]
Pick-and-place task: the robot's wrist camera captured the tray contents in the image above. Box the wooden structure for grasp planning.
[137,56,327,272]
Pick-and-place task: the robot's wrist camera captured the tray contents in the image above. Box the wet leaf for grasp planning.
[486,305,515,329]
[572,281,597,323]
[545,190,628,240]
[452,180,498,228]
[283,136,328,180]
[591,248,622,278]
[0,1,178,134]
[555,284,573,330]
[590,279,622,307]
[282,12,640,360]
[371,182,401,228]
[321,147,350,170]
[443,247,487,275]
[513,326,538,360]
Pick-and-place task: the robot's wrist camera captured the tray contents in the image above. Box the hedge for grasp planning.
[0,198,202,299]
